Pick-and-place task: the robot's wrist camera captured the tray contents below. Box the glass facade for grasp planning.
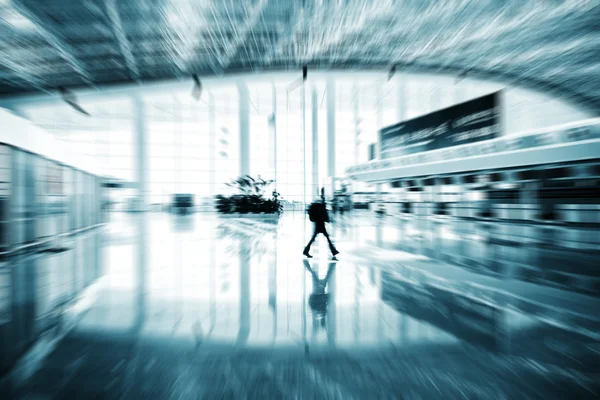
[0,145,102,250]
[0,142,102,372]
[17,72,592,208]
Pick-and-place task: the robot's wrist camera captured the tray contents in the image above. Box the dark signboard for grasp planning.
[380,91,501,159]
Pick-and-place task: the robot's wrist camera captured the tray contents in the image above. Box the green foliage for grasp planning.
[216,175,283,215]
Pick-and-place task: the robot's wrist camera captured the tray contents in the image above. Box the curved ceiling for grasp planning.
[0,0,599,113]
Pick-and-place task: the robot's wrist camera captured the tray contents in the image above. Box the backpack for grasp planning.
[307,202,318,222]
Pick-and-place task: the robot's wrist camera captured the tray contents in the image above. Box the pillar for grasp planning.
[133,95,147,211]
[134,213,147,330]
[375,81,383,159]
[272,84,277,188]
[209,93,216,196]
[353,83,360,166]
[174,100,182,193]
[375,82,383,205]
[238,82,250,176]
[396,76,406,122]
[237,240,250,346]
[132,95,148,328]
[326,78,336,179]
[312,86,319,198]
[302,83,307,204]
[327,261,336,347]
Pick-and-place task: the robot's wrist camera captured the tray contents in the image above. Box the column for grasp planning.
[395,80,408,338]
[375,82,383,206]
[174,100,182,193]
[209,219,216,336]
[327,78,336,179]
[209,93,216,196]
[353,84,360,166]
[353,266,360,344]
[375,81,383,159]
[327,262,337,347]
[238,82,250,176]
[272,84,277,189]
[268,235,277,339]
[237,239,250,346]
[396,76,406,122]
[302,258,307,351]
[302,83,307,205]
[134,212,147,330]
[132,96,148,330]
[133,95,147,211]
[312,86,319,198]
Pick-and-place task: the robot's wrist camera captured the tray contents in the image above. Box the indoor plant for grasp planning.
[215,175,283,217]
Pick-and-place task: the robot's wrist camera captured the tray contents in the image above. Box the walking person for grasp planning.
[304,189,339,260]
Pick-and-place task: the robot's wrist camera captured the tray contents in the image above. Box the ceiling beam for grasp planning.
[104,0,140,82]
[12,0,96,88]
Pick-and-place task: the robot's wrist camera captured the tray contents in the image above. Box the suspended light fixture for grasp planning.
[192,73,202,100]
[288,65,308,92]
[59,87,90,116]
[388,65,396,81]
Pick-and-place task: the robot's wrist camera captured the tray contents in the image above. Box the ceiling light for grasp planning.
[388,65,396,81]
[287,66,307,92]
[192,73,202,100]
[59,87,91,116]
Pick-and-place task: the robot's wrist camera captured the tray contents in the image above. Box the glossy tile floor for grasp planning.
[6,212,600,399]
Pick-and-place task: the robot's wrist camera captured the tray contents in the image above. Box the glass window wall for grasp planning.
[16,72,594,209]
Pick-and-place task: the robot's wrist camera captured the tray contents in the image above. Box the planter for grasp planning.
[218,212,280,221]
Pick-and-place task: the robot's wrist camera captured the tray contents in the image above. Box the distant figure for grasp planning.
[304,190,339,260]
[338,196,345,215]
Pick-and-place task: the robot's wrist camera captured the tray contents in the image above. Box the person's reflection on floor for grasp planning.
[303,259,336,330]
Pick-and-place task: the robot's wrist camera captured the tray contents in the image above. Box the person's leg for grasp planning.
[304,227,318,255]
[322,229,339,255]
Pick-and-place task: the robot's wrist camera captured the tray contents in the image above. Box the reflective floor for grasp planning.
[3,211,600,399]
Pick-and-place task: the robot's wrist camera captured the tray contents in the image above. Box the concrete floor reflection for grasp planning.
[9,211,600,399]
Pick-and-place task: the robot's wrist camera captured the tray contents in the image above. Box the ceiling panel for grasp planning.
[0,0,597,113]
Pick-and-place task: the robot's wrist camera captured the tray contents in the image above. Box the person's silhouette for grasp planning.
[304,191,339,259]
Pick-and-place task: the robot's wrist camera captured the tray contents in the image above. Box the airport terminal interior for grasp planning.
[0,0,599,398]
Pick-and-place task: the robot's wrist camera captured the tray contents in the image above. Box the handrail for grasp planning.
[0,223,105,257]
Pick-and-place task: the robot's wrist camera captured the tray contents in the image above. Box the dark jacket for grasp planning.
[309,201,330,225]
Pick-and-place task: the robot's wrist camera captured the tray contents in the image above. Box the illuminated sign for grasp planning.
[380,92,501,159]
